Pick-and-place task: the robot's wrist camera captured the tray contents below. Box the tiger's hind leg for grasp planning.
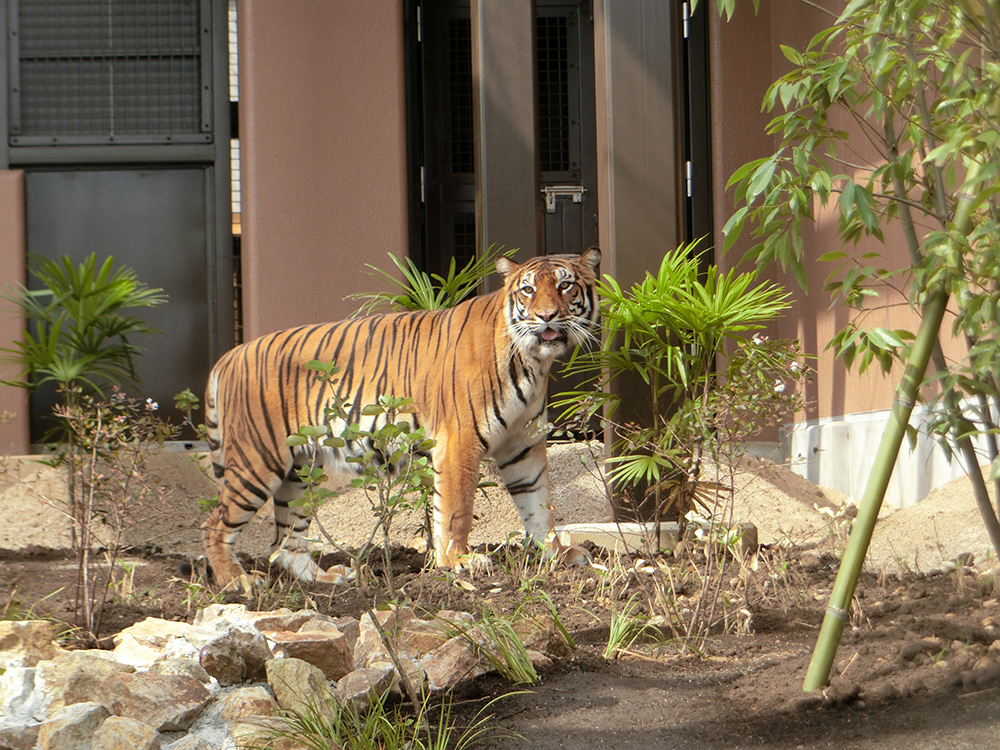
[271,469,352,585]
[202,477,274,587]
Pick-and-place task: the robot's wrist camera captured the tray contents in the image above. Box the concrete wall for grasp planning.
[0,171,29,454]
[237,0,410,340]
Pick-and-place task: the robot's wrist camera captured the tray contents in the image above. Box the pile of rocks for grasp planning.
[0,603,562,750]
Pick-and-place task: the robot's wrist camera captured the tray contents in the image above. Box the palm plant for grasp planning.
[557,241,803,531]
[2,253,165,402]
[348,245,515,314]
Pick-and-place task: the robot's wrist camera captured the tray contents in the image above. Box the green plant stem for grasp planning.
[805,157,985,692]
[803,288,947,693]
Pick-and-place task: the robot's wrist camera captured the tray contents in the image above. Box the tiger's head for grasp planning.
[496,248,601,360]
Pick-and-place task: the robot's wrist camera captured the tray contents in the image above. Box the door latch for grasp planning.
[541,185,586,213]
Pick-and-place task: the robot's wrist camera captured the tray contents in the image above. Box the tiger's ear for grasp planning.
[495,256,520,278]
[577,247,601,272]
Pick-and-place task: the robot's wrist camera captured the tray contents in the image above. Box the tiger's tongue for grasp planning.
[541,328,560,341]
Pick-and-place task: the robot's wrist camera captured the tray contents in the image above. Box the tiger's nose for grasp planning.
[536,310,557,322]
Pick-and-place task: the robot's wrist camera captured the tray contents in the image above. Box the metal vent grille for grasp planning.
[537,16,569,172]
[10,0,210,145]
[448,17,474,174]
[452,212,476,269]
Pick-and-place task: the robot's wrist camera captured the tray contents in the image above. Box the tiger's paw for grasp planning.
[315,564,355,585]
[453,551,494,578]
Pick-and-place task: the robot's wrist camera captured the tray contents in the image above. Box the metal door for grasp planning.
[24,168,215,437]
[537,1,598,256]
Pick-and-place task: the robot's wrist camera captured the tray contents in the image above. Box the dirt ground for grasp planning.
[3,444,1000,749]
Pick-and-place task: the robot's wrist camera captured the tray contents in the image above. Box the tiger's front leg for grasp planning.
[497,438,592,566]
[496,438,554,547]
[432,436,489,571]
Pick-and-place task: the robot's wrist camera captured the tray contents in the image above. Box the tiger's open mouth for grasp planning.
[539,327,567,344]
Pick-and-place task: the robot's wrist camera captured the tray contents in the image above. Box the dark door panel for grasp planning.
[25,167,212,438]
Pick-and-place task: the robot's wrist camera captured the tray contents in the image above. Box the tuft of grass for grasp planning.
[441,610,540,686]
[603,594,663,660]
[259,684,522,750]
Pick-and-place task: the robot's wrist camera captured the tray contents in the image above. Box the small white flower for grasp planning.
[752,333,764,346]
[773,380,786,393]
[145,398,159,412]
[790,360,801,373]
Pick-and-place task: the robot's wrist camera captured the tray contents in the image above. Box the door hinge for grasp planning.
[685,161,693,198]
[683,2,690,39]
[417,5,422,43]
[420,166,426,203]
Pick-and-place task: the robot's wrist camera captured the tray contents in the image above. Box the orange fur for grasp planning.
[202,249,601,586]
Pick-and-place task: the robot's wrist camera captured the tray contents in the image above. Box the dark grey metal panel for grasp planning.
[9,0,211,145]
[25,167,211,438]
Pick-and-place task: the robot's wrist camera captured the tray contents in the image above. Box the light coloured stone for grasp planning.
[0,667,41,724]
[37,702,110,750]
[420,635,490,693]
[219,686,280,721]
[246,609,334,633]
[198,627,273,686]
[91,715,161,750]
[229,716,313,750]
[96,673,210,732]
[113,619,196,669]
[148,657,212,685]
[0,621,63,669]
[34,651,135,720]
[265,658,335,722]
[336,665,395,712]
[0,720,40,750]
[159,735,213,750]
[265,630,353,681]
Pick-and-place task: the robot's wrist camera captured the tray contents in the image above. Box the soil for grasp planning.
[3,443,1000,749]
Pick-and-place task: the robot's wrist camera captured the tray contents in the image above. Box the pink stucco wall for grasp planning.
[0,171,29,453]
[238,0,410,340]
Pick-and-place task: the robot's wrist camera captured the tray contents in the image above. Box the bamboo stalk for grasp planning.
[803,158,984,691]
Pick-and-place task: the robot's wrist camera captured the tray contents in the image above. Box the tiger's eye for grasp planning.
[558,281,574,292]
[520,285,534,296]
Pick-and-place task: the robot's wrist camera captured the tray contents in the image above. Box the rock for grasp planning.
[34,651,135,720]
[526,649,553,670]
[264,629,353,681]
[96,673,211,732]
[219,686,280,721]
[336,665,395,711]
[246,609,333,633]
[37,702,110,750]
[114,617,204,668]
[0,667,41,724]
[91,716,161,750]
[0,720,40,750]
[229,716,313,750]
[824,676,860,705]
[265,658,335,722]
[0,621,62,669]
[420,635,489,693]
[397,619,450,657]
[148,657,212,685]
[326,617,361,651]
[199,628,273,686]
[159,734,214,750]
[736,522,758,558]
[192,603,251,630]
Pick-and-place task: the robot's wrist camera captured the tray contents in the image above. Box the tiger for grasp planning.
[201,248,601,587]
